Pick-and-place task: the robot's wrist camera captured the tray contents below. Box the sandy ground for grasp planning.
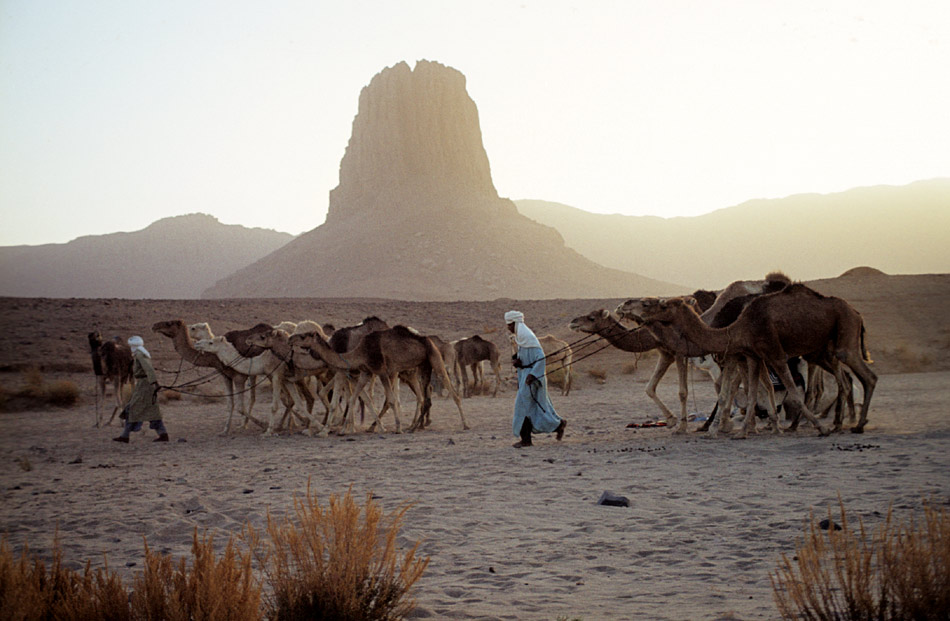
[1,366,948,620]
[1,288,949,620]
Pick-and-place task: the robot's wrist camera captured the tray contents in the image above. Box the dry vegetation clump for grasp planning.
[245,485,429,621]
[587,368,608,384]
[129,530,261,621]
[1,490,428,621]
[0,537,129,620]
[771,498,950,620]
[0,368,80,411]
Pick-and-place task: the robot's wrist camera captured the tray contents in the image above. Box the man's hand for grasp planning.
[526,374,538,386]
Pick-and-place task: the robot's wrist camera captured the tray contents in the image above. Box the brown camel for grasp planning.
[245,328,337,431]
[454,335,502,397]
[151,319,267,434]
[619,284,877,436]
[568,309,707,432]
[291,326,467,434]
[87,331,133,427]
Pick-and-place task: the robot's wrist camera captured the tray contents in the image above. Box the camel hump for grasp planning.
[392,325,426,340]
[765,271,791,286]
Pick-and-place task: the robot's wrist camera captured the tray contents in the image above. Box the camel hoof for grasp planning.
[817,426,831,437]
[851,426,865,434]
[673,425,688,435]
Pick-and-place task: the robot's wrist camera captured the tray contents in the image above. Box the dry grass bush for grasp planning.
[0,536,129,620]
[621,361,639,375]
[771,498,950,620]
[245,485,429,621]
[47,380,81,406]
[587,368,607,384]
[0,369,80,411]
[130,529,261,621]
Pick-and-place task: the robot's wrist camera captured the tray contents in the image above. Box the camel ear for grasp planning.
[684,297,698,307]
[600,309,610,318]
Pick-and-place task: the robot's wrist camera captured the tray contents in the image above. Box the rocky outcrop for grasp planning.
[203,61,684,300]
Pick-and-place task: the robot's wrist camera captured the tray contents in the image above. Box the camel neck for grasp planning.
[600,322,657,352]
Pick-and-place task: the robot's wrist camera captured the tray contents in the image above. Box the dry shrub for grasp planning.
[587,368,607,384]
[47,380,80,407]
[21,367,46,399]
[246,485,428,621]
[130,529,260,621]
[0,536,129,620]
[621,362,639,375]
[771,498,950,620]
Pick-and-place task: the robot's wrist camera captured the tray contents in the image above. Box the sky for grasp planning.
[1,1,948,247]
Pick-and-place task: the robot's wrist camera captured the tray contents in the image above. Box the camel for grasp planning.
[291,326,467,434]
[454,335,502,397]
[620,284,877,436]
[194,334,324,437]
[87,331,133,427]
[244,327,338,431]
[568,309,708,432]
[538,335,574,396]
[151,319,267,434]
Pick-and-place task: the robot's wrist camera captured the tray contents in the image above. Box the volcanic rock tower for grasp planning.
[204,60,681,300]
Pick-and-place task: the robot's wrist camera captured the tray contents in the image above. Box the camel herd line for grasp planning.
[87,272,876,440]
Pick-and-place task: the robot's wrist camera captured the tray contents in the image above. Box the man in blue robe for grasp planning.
[506,311,566,448]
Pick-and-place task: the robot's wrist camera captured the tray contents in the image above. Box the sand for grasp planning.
[1,292,949,620]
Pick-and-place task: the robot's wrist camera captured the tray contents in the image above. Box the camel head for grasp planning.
[193,336,225,353]
[188,322,214,341]
[568,309,616,334]
[623,296,699,326]
[246,328,291,349]
[152,319,184,338]
[288,330,328,354]
[616,297,659,324]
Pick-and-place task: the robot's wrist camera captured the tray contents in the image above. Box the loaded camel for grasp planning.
[619,284,877,437]
[291,326,467,434]
[454,335,502,397]
[151,320,267,434]
[87,331,133,427]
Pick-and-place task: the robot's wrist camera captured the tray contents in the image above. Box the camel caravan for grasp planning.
[570,271,876,438]
[90,271,875,439]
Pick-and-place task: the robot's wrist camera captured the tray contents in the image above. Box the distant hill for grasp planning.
[516,178,950,289]
[0,214,293,298]
[204,61,685,301]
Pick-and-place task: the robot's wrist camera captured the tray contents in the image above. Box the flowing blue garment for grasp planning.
[512,346,563,437]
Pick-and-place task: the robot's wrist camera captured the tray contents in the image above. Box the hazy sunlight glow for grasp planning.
[0,0,947,245]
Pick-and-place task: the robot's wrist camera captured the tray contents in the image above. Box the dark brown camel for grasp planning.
[620,284,877,436]
[87,331,133,427]
[454,335,502,397]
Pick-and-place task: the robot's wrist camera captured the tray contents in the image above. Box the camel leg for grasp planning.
[93,375,106,427]
[285,377,327,438]
[714,358,743,435]
[773,362,828,436]
[644,351,676,425]
[839,354,876,434]
[673,355,689,434]
[491,361,502,397]
[459,364,471,398]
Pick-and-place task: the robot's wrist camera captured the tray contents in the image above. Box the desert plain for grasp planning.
[1,269,949,620]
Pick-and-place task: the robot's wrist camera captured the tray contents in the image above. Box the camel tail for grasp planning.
[861,323,873,364]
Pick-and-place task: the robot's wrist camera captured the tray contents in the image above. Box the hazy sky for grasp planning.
[1,1,948,246]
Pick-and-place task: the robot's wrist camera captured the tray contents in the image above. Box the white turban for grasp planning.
[128,335,151,358]
[504,310,524,324]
